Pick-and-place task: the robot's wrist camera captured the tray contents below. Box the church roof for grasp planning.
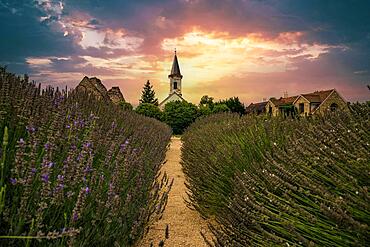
[159,91,186,107]
[169,52,182,78]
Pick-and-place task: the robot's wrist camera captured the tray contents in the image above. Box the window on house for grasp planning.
[268,106,272,115]
[330,103,338,112]
[299,103,304,113]
[173,81,178,89]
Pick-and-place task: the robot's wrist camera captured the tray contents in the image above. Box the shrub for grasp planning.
[135,103,162,120]
[211,103,230,113]
[217,97,245,115]
[162,101,198,135]
[182,105,370,246]
[119,101,133,111]
[0,68,172,246]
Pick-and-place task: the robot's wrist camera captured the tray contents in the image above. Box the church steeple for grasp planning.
[168,50,183,96]
[169,50,183,79]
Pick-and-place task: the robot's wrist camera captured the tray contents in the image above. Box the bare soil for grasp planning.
[138,137,209,247]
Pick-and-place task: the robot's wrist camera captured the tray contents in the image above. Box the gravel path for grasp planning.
[139,137,209,247]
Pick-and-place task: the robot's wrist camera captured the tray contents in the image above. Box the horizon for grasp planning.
[1,0,370,105]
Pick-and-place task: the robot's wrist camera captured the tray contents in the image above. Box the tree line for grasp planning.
[122,80,245,134]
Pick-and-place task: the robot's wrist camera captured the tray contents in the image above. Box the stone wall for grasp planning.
[316,90,348,115]
[294,97,310,116]
[108,86,125,104]
[265,101,279,116]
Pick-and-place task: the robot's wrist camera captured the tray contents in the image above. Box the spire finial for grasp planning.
[174,47,177,55]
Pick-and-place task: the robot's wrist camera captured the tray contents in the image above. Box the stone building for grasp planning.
[246,89,348,116]
[76,76,125,105]
[159,51,186,109]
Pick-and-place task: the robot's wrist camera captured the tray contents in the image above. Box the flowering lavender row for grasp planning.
[182,105,369,246]
[0,68,172,246]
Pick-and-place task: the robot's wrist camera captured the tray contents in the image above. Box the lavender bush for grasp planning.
[182,105,369,246]
[0,68,172,246]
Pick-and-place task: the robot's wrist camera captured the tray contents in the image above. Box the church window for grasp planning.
[173,81,178,89]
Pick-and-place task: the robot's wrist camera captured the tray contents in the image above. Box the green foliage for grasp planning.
[217,96,245,115]
[162,101,198,135]
[135,103,162,120]
[140,80,158,106]
[211,103,230,113]
[0,68,172,246]
[119,101,133,111]
[199,95,214,108]
[182,105,370,246]
[198,105,212,116]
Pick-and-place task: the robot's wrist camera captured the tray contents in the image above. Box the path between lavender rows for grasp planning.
[139,137,210,247]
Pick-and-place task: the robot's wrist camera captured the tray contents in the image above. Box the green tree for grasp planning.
[212,103,230,113]
[135,103,162,120]
[198,105,212,116]
[218,97,245,115]
[199,95,214,108]
[119,101,133,111]
[140,80,158,105]
[162,101,198,134]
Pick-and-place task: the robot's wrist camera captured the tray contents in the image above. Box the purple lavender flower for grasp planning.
[84,142,92,149]
[31,168,37,173]
[73,212,78,221]
[26,126,36,133]
[57,174,64,181]
[84,166,92,173]
[19,138,25,144]
[41,174,49,183]
[10,178,17,185]
[44,143,51,150]
[66,125,71,129]
[47,162,54,168]
[120,139,129,151]
[85,186,90,194]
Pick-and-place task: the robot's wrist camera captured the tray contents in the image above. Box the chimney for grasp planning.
[283,91,288,98]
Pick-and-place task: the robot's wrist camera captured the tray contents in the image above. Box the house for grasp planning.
[247,89,348,117]
[292,89,347,116]
[245,101,268,114]
[159,51,187,109]
[266,96,298,117]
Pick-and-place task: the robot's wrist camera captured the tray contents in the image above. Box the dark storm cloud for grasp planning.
[0,0,369,102]
[0,0,76,73]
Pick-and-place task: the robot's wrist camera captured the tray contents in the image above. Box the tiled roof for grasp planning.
[301,89,334,103]
[246,101,267,113]
[270,96,298,106]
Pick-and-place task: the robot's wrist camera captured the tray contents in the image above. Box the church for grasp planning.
[159,51,186,109]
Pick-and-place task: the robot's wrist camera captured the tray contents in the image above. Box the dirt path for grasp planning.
[139,137,209,247]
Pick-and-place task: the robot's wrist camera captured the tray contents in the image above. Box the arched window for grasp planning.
[330,103,338,112]
[173,81,178,90]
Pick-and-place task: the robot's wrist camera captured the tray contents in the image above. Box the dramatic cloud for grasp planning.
[1,0,369,104]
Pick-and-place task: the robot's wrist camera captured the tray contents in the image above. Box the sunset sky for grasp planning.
[1,0,370,105]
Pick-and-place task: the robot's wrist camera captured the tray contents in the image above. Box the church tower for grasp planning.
[159,50,186,109]
[168,50,183,96]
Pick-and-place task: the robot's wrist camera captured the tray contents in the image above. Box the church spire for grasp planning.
[169,50,183,79]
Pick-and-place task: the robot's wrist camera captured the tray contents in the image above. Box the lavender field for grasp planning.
[182,106,370,246]
[0,68,172,246]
